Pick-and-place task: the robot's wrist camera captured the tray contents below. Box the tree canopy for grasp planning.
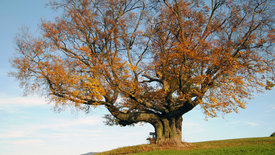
[11,0,274,145]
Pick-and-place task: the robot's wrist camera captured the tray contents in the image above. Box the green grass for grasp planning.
[133,144,274,155]
[96,137,275,155]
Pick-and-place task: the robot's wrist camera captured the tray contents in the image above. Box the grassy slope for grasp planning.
[97,137,275,155]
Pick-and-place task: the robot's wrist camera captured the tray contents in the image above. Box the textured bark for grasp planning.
[104,100,193,145]
[153,116,183,145]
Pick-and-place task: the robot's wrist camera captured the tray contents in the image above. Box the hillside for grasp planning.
[95,137,275,155]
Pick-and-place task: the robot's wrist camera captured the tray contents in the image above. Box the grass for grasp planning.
[96,137,275,155]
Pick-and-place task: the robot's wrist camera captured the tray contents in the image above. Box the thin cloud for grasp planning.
[33,116,103,130]
[0,96,50,114]
[0,116,103,140]
[12,139,45,145]
[0,131,29,138]
[0,96,48,106]
[246,122,258,127]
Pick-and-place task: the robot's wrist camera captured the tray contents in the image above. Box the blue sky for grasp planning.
[0,0,274,155]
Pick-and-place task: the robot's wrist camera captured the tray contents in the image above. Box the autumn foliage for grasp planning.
[11,0,274,145]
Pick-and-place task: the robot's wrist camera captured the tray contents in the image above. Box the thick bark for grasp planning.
[104,99,197,145]
[153,116,183,145]
[105,101,193,146]
[106,103,184,145]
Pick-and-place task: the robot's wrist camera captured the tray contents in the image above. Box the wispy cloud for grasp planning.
[246,122,258,127]
[0,96,50,114]
[12,139,45,145]
[0,116,103,140]
[0,95,104,141]
[29,116,103,131]
[0,96,48,106]
[0,131,29,138]
[0,113,108,154]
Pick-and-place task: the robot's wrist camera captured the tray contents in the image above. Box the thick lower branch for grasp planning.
[105,104,160,126]
[172,100,197,118]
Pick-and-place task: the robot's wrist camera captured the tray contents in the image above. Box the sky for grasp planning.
[0,0,274,155]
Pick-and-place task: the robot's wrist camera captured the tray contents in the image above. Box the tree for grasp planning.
[11,0,274,145]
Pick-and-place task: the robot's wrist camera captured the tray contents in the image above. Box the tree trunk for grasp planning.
[153,116,183,146]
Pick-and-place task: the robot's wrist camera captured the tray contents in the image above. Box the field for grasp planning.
[96,137,275,155]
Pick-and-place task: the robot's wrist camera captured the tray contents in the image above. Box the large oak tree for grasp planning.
[11,0,274,145]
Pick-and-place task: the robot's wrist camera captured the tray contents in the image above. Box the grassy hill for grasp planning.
[96,137,275,155]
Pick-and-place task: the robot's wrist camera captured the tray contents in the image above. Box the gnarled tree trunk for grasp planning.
[153,116,183,145]
[105,103,191,146]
